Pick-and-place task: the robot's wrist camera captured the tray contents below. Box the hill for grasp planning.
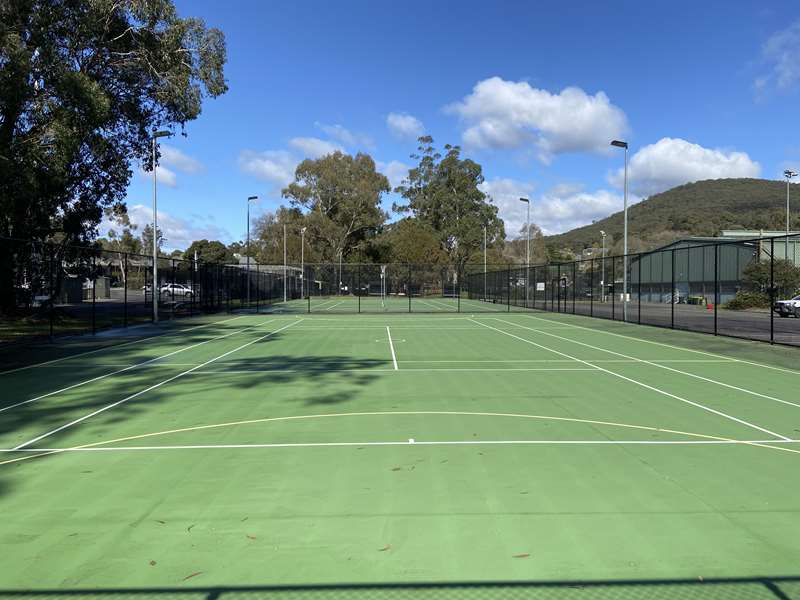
[544,178,800,255]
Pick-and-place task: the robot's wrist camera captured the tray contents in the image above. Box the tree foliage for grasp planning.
[0,0,227,311]
[742,258,800,298]
[394,137,504,269]
[184,239,234,264]
[281,151,389,262]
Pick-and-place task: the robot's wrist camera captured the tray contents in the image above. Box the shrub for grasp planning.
[724,291,771,310]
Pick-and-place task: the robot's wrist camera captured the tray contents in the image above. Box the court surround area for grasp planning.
[1,308,800,598]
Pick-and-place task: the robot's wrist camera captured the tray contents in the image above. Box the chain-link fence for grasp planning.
[474,234,800,347]
[3,234,800,346]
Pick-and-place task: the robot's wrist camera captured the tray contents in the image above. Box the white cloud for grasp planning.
[160,145,204,174]
[445,77,628,162]
[288,137,343,159]
[386,112,425,140]
[609,137,761,197]
[756,20,800,92]
[376,160,410,189]
[99,204,231,251]
[315,122,374,148]
[138,165,177,187]
[478,178,536,236]
[238,150,296,187]
[126,204,231,250]
[481,177,629,235]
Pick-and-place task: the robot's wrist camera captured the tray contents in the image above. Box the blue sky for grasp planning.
[115,0,800,250]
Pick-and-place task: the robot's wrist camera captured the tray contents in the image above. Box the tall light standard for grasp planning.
[283,223,287,303]
[300,226,307,298]
[151,129,171,323]
[483,224,488,300]
[611,139,629,320]
[600,230,607,302]
[520,197,530,306]
[784,170,797,261]
[246,195,258,306]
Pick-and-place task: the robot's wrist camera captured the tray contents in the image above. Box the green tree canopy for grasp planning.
[282,151,390,262]
[185,239,235,264]
[394,137,504,269]
[379,218,447,265]
[252,207,320,265]
[0,0,227,311]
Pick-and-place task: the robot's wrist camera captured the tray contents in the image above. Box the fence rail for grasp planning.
[2,234,800,347]
[471,233,800,347]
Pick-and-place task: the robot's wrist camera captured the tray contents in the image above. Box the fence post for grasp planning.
[91,254,96,335]
[589,259,594,317]
[770,238,775,344]
[507,266,511,311]
[638,254,642,324]
[408,265,412,313]
[671,249,675,329]
[611,259,616,320]
[123,252,128,327]
[49,244,54,340]
[357,263,361,314]
[190,259,195,317]
[572,262,576,314]
[714,245,719,336]
[457,267,461,313]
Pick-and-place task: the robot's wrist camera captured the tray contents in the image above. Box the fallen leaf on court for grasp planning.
[440,460,448,463]
[698,576,704,582]
[247,534,257,540]
[513,553,530,559]
[155,520,166,524]
[241,517,248,522]
[391,467,402,471]
[378,544,391,552]
[187,524,195,532]
[182,572,202,581]
[149,560,156,566]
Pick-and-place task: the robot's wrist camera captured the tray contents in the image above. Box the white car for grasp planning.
[773,294,800,318]
[160,283,194,298]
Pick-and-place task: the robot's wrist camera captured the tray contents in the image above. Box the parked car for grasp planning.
[773,294,800,318]
[159,283,194,298]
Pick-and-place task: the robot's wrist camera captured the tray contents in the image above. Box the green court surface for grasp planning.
[1,310,800,598]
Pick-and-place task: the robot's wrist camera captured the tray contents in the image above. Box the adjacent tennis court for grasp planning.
[1,309,800,596]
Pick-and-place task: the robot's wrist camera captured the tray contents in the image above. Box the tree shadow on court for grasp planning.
[0,576,798,599]
[0,328,389,497]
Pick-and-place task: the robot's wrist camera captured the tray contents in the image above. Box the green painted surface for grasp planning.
[1,311,800,598]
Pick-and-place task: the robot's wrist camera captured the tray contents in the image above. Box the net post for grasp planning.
[671,249,675,329]
[770,238,775,344]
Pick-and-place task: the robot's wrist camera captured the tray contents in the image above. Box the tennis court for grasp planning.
[1,309,800,597]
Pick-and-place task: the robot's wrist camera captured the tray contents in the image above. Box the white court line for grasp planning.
[5,438,800,453]
[183,367,599,374]
[323,300,347,311]
[522,313,800,376]
[0,314,249,376]
[386,326,398,371]
[0,319,275,415]
[469,319,791,441]
[12,319,303,450]
[498,318,800,412]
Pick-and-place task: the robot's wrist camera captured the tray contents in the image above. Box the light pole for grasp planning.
[151,129,171,323]
[300,226,307,298]
[483,224,487,300]
[519,197,530,306]
[611,139,629,320]
[600,230,607,302]
[283,223,287,303]
[246,195,258,306]
[784,170,797,261]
